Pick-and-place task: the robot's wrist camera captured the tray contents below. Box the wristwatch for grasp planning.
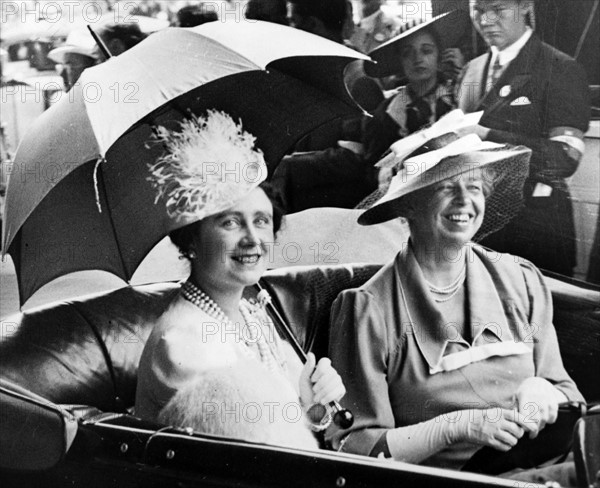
[306,403,333,432]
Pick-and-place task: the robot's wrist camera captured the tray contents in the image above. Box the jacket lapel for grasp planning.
[457,53,490,114]
[477,36,540,116]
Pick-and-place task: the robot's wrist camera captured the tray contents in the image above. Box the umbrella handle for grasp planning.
[256,283,354,430]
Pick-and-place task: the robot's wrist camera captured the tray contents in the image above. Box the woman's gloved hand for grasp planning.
[299,352,346,407]
[386,407,535,463]
[515,377,568,439]
[449,408,535,451]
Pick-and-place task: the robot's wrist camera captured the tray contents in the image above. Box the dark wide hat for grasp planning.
[358,131,532,241]
[365,9,471,78]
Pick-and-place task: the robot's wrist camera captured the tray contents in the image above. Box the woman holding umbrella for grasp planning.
[327,132,584,483]
[135,110,345,444]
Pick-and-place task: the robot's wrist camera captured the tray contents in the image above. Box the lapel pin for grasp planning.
[499,85,511,97]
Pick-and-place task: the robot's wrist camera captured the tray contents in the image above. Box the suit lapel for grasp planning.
[477,36,540,116]
[457,53,490,113]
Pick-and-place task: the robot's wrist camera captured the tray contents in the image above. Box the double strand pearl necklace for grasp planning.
[181,281,277,372]
[425,263,466,303]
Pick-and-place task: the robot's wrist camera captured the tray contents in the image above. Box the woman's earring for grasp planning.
[187,250,197,259]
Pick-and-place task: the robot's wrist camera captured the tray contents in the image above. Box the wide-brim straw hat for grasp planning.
[48,28,98,64]
[365,9,471,79]
[358,132,532,241]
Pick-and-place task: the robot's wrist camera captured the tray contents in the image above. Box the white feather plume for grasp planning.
[147,110,267,222]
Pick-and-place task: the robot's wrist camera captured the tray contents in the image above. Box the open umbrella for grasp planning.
[2,21,370,305]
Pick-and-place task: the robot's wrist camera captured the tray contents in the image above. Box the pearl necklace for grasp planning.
[181,281,277,372]
[181,281,227,321]
[425,264,466,303]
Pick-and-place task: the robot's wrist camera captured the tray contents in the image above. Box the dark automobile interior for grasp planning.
[1,263,599,487]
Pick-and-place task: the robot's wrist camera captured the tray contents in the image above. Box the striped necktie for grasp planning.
[490,56,502,88]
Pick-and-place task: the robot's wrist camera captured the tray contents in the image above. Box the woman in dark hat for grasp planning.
[362,11,469,166]
[135,110,345,443]
[327,131,583,482]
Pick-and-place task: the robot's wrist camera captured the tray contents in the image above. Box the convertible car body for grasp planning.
[1,262,599,488]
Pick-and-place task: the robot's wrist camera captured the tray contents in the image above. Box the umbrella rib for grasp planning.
[95,160,130,280]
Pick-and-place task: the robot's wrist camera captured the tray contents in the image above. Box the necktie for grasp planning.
[490,56,502,88]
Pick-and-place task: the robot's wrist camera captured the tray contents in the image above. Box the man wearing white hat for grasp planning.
[455,0,591,276]
[48,29,98,91]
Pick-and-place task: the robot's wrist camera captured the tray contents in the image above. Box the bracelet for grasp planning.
[306,403,333,432]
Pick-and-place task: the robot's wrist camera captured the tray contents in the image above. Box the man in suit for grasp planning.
[456,0,590,276]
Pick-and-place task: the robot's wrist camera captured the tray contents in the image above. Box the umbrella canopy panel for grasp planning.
[195,20,370,107]
[9,162,125,302]
[2,82,100,252]
[84,23,369,158]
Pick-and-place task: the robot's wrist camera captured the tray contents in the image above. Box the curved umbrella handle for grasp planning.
[256,283,354,430]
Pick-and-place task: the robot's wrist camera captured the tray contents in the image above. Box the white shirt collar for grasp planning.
[491,27,533,67]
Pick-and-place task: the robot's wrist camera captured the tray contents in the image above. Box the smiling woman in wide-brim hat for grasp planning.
[135,110,345,445]
[358,132,531,241]
[327,129,584,478]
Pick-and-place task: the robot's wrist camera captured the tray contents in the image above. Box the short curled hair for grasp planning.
[169,181,285,257]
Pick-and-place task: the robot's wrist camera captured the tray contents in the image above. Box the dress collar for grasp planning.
[396,243,513,373]
[385,80,454,130]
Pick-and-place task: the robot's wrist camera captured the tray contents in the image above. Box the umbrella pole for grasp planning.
[256,282,354,429]
[87,25,112,59]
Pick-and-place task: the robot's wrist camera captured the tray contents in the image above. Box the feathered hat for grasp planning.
[147,110,268,225]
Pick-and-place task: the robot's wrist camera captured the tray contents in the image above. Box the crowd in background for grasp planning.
[0,0,598,281]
